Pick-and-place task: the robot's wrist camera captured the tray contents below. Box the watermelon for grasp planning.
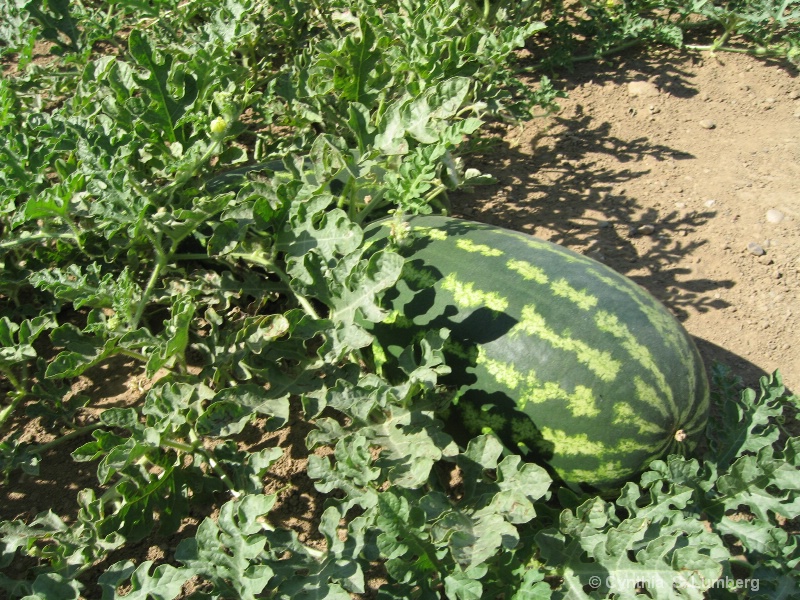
[365,215,709,492]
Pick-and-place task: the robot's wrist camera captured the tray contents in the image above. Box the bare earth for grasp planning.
[3,48,799,594]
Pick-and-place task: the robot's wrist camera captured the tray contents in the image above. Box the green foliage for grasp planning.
[529,0,800,68]
[1,0,799,598]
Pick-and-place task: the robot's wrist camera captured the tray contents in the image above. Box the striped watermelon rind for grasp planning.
[365,216,709,492]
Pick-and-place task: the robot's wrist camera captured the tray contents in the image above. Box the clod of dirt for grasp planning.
[627,80,660,97]
[766,209,785,224]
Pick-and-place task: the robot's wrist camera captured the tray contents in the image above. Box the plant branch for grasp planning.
[0,232,79,249]
[131,235,169,330]
[231,252,322,320]
[32,422,104,454]
[116,348,149,362]
[0,391,28,431]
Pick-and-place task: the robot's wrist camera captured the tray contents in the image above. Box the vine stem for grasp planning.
[684,43,776,57]
[0,232,79,249]
[116,348,148,362]
[160,437,242,496]
[131,244,168,330]
[33,422,104,454]
[0,391,27,431]
[231,252,322,320]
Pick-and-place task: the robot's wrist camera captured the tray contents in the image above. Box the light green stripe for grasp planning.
[384,309,414,327]
[476,347,533,390]
[506,258,549,284]
[633,376,670,419]
[680,415,708,437]
[402,263,439,288]
[544,428,670,484]
[541,427,609,456]
[587,268,697,399]
[594,309,676,415]
[478,348,601,418]
[519,381,599,418]
[442,273,509,312]
[443,339,479,362]
[460,402,507,435]
[513,304,621,382]
[511,418,541,445]
[413,225,447,241]
[613,402,666,436]
[456,238,504,257]
[551,278,598,311]
[565,461,627,486]
[477,349,598,420]
[496,229,595,266]
[563,439,669,485]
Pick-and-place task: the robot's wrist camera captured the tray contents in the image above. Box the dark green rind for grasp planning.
[365,216,709,493]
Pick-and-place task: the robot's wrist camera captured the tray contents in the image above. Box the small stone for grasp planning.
[704,199,716,208]
[747,242,766,256]
[766,208,785,224]
[628,81,660,98]
[587,250,606,262]
[789,90,800,100]
[636,224,656,235]
[699,119,716,129]
[758,255,774,265]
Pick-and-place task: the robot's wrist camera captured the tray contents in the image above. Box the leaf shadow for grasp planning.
[451,101,734,325]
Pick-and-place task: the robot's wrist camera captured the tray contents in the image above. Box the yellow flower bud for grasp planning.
[210,116,228,135]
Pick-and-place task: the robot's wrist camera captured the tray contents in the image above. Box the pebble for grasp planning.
[766,208,785,224]
[789,90,800,100]
[747,242,766,256]
[635,224,656,235]
[699,119,716,129]
[628,81,660,98]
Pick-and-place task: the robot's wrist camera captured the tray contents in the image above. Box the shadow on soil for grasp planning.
[451,57,735,321]
[695,336,774,389]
